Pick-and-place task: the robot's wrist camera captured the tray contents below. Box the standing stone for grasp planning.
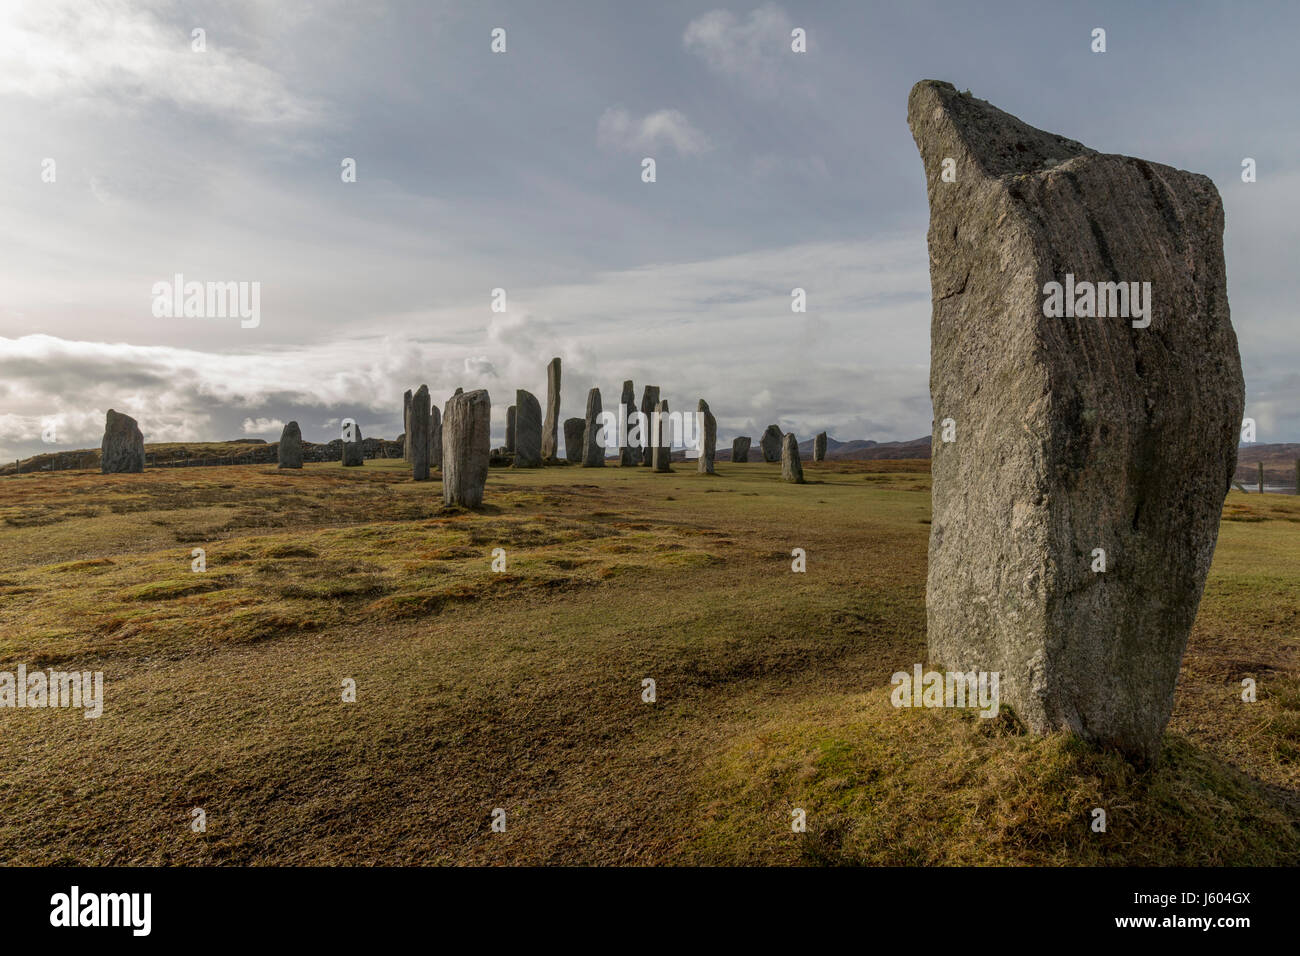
[506,405,517,454]
[813,432,828,462]
[781,433,804,483]
[619,380,637,466]
[541,357,561,462]
[652,400,672,472]
[277,421,303,469]
[582,388,604,467]
[638,385,660,465]
[513,389,542,467]
[429,404,442,469]
[732,437,751,463]
[760,425,783,462]
[403,389,413,461]
[442,389,491,506]
[342,421,364,466]
[697,399,716,474]
[563,418,585,463]
[409,385,431,480]
[909,80,1244,764]
[101,409,144,473]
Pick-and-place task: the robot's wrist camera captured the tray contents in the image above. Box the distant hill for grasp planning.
[1234,443,1300,489]
[717,435,932,462]
[1,438,403,474]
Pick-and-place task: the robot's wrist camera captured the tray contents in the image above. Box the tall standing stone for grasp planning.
[429,404,442,469]
[638,385,660,465]
[403,389,413,461]
[506,405,517,454]
[732,437,751,463]
[909,80,1244,764]
[340,421,363,466]
[582,388,604,467]
[541,357,561,462]
[813,432,827,462]
[619,380,637,466]
[278,421,303,469]
[697,399,716,474]
[443,389,491,507]
[760,425,783,462]
[781,433,804,483]
[652,400,672,472]
[563,418,585,463]
[409,385,431,480]
[513,390,542,467]
[101,409,144,473]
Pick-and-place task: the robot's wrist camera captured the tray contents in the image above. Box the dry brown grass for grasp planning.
[0,460,1294,864]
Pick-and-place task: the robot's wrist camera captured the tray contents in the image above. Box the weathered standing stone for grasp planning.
[541,357,561,462]
[403,389,413,461]
[277,421,303,469]
[781,433,804,483]
[442,389,491,506]
[760,425,783,462]
[732,437,751,463]
[813,432,827,462]
[513,389,542,467]
[563,418,585,462]
[409,385,431,480]
[638,385,660,465]
[909,80,1244,764]
[101,409,144,473]
[582,388,604,467]
[429,404,442,469]
[506,405,517,454]
[697,399,716,474]
[652,400,672,472]
[342,422,364,466]
[619,380,637,466]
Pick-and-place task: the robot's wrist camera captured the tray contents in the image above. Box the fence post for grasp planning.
[1258,461,1265,495]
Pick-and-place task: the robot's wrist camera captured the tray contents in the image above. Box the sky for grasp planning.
[1,0,1298,462]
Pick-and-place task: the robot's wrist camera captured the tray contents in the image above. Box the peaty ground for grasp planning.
[0,458,1296,865]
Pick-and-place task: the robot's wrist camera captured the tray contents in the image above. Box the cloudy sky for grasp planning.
[2,0,1298,462]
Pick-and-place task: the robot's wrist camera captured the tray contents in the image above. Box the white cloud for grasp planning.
[597,107,711,156]
[0,0,323,125]
[241,416,284,435]
[683,3,803,97]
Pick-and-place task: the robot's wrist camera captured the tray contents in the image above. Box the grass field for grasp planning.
[0,458,1296,865]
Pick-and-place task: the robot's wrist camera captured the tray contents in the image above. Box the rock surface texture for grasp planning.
[652,400,672,472]
[732,437,751,463]
[403,389,413,461]
[342,422,364,466]
[780,432,804,483]
[409,385,430,481]
[429,405,442,469]
[278,421,303,469]
[619,380,637,466]
[101,409,144,473]
[582,388,604,467]
[698,399,716,474]
[541,357,561,462]
[909,79,1244,764]
[639,386,660,465]
[760,425,783,462]
[563,418,585,462]
[813,432,827,462]
[513,390,542,467]
[442,390,491,506]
